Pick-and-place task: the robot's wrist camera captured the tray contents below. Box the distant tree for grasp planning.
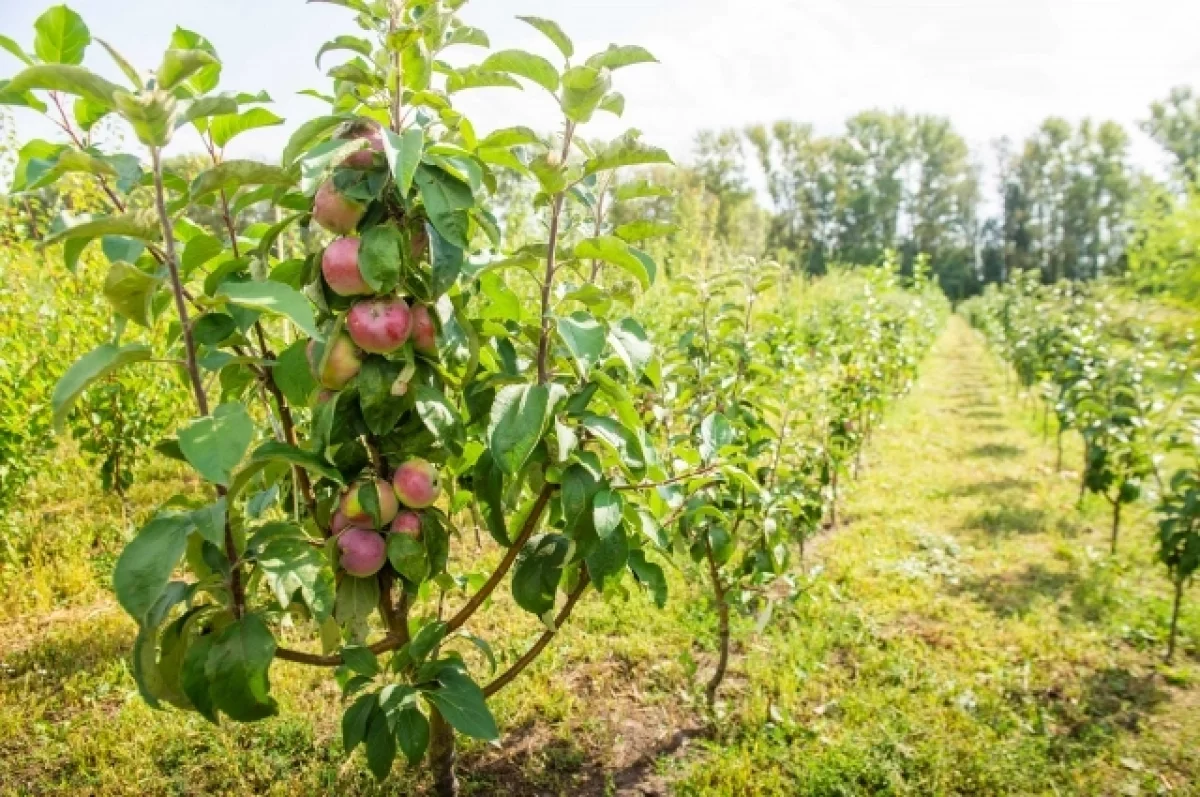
[1142,86,1200,185]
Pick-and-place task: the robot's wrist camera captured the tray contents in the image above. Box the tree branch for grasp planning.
[535,121,576,385]
[151,146,244,618]
[483,569,590,697]
[444,483,555,634]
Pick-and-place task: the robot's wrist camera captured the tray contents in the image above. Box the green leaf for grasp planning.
[598,91,625,116]
[357,356,406,437]
[43,212,159,248]
[26,148,115,191]
[255,524,336,621]
[206,614,279,722]
[477,126,541,150]
[249,440,345,485]
[73,97,110,131]
[445,26,490,48]
[113,514,191,622]
[364,708,396,779]
[103,260,161,327]
[191,160,294,200]
[0,80,47,113]
[414,165,474,249]
[425,667,499,740]
[33,5,91,65]
[515,16,574,58]
[480,49,559,93]
[5,63,121,106]
[557,312,606,378]
[281,114,349,167]
[472,451,508,547]
[209,107,284,148]
[315,34,372,67]
[413,385,465,453]
[358,224,403,294]
[52,343,151,430]
[574,236,651,289]
[700,412,733,463]
[488,384,567,476]
[614,179,672,201]
[560,65,611,124]
[585,45,657,71]
[614,220,676,242]
[0,34,33,66]
[387,534,430,584]
[218,280,319,338]
[273,339,318,408]
[394,705,430,765]
[580,414,646,476]
[95,38,143,88]
[584,133,673,177]
[445,67,523,94]
[157,49,219,91]
[178,94,238,127]
[178,402,254,487]
[342,644,381,677]
[168,27,220,95]
[628,550,667,608]
[335,575,379,628]
[428,224,463,298]
[342,693,375,753]
[592,489,623,537]
[561,463,600,536]
[607,318,653,379]
[512,534,570,618]
[383,127,425,196]
[586,517,628,590]
[181,234,225,272]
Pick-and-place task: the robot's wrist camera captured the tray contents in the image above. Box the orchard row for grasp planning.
[962,276,1199,661]
[1,2,942,793]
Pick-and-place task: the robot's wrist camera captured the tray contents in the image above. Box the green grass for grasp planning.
[1,316,1197,795]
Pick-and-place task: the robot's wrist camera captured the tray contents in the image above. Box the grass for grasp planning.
[1,315,1197,795]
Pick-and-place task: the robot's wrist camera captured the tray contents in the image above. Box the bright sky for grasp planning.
[2,0,1199,195]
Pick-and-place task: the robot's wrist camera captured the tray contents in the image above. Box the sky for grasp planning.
[2,0,1199,200]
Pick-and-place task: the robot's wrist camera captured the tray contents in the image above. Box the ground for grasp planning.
[1,316,1196,796]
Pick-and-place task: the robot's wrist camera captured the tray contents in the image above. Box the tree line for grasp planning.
[665,87,1200,301]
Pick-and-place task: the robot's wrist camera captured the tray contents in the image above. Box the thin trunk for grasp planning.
[1166,578,1184,663]
[1056,430,1063,472]
[1078,448,1088,507]
[830,470,839,529]
[428,708,459,797]
[1110,499,1121,555]
[704,538,730,708]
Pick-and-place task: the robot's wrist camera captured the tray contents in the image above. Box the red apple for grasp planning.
[341,477,400,527]
[410,303,437,356]
[336,527,386,577]
[322,237,370,296]
[389,510,421,538]
[331,508,352,534]
[313,180,365,236]
[337,119,384,169]
[307,333,361,390]
[393,458,440,509]
[347,297,412,354]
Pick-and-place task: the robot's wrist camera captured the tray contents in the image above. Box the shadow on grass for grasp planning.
[945,477,1034,498]
[952,563,1078,617]
[463,719,709,797]
[0,620,132,696]
[961,505,1047,539]
[1045,668,1169,762]
[966,443,1024,460]
[957,409,1003,420]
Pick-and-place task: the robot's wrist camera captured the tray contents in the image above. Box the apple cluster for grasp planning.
[333,459,441,577]
[304,120,444,578]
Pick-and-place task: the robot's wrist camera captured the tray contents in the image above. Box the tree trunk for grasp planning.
[1110,499,1121,555]
[704,541,730,708]
[1166,578,1184,664]
[428,708,459,797]
[830,471,839,530]
[1078,449,1088,507]
[1055,430,1063,472]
